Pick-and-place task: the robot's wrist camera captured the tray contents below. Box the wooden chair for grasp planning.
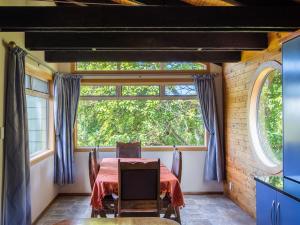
[171,149,182,183]
[116,142,141,158]
[89,149,100,190]
[88,149,101,217]
[163,149,182,224]
[117,159,160,217]
[89,149,115,218]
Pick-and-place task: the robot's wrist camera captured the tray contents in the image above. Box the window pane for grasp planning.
[122,86,160,96]
[77,99,205,147]
[77,62,119,71]
[80,85,116,96]
[32,77,49,94]
[119,62,161,70]
[76,62,206,71]
[25,75,31,89]
[163,62,205,70]
[257,69,283,163]
[165,85,197,96]
[26,95,48,156]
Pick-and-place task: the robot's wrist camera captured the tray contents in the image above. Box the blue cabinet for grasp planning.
[256,182,276,225]
[256,180,300,225]
[277,191,300,225]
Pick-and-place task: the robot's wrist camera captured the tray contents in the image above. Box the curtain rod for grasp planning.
[3,41,56,74]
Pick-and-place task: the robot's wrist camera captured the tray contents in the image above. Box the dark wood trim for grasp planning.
[1,6,300,32]
[231,0,300,5]
[45,50,241,63]
[25,32,267,50]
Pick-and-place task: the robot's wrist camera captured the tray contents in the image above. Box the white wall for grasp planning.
[59,151,223,194]
[30,156,58,222]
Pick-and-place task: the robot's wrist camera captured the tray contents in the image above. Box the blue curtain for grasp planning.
[194,75,225,182]
[54,73,81,185]
[3,46,31,225]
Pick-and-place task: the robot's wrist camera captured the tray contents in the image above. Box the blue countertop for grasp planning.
[255,176,300,202]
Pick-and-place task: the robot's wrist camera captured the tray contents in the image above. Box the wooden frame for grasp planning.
[117,159,160,217]
[25,64,55,166]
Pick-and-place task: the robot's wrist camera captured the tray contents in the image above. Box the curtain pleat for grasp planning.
[194,75,225,182]
[3,46,31,225]
[54,73,81,185]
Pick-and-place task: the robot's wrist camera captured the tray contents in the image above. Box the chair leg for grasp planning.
[164,205,173,219]
[174,206,181,224]
[99,209,107,218]
[114,200,118,217]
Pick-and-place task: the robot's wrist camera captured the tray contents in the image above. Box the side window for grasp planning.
[25,75,50,157]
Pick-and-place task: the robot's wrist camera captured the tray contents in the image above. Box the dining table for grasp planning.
[90,158,185,212]
[54,218,180,225]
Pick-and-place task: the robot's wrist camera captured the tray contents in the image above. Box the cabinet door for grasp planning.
[256,182,277,225]
[276,191,300,225]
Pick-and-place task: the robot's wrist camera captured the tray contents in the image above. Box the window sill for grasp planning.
[75,146,207,152]
[30,149,54,166]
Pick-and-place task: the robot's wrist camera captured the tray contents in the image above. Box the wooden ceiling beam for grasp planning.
[1,6,300,32]
[110,0,142,5]
[25,32,268,51]
[182,0,234,6]
[134,0,190,5]
[44,50,241,62]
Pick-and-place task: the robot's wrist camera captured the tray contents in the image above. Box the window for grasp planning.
[74,62,206,72]
[122,85,160,96]
[25,75,49,157]
[249,61,282,170]
[77,84,205,148]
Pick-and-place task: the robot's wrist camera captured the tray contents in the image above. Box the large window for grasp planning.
[249,61,282,170]
[77,84,205,148]
[74,62,206,73]
[25,75,49,157]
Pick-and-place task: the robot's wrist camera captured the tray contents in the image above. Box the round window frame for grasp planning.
[248,60,282,173]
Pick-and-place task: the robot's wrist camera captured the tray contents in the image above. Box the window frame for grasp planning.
[248,60,282,173]
[75,82,208,152]
[25,63,55,165]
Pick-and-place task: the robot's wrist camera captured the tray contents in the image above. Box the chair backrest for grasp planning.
[88,149,100,190]
[171,150,182,183]
[118,159,160,216]
[116,142,141,158]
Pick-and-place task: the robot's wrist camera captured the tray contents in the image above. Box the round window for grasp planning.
[249,61,282,171]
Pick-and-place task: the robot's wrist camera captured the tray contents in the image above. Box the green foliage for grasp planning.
[80,85,116,96]
[258,69,283,163]
[77,98,205,147]
[76,62,205,71]
[122,85,160,96]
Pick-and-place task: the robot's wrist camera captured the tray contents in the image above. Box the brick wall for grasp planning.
[223,49,281,218]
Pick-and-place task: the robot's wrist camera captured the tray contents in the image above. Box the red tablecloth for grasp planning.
[91,158,185,210]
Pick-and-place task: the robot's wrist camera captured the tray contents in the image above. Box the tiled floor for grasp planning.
[35,195,256,225]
